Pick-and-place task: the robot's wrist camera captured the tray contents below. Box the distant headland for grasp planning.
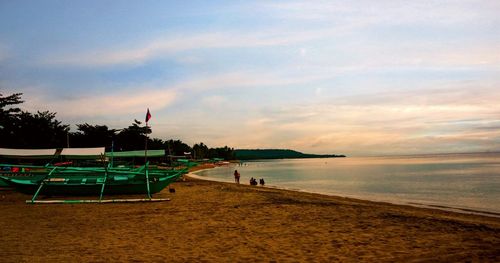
[234,149,346,160]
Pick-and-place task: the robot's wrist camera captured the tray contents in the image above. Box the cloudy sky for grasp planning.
[1,1,499,156]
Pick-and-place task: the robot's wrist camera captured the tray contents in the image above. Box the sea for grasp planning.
[193,153,500,216]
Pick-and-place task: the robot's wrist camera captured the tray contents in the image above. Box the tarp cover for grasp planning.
[0,148,58,159]
[105,150,165,158]
[61,147,105,158]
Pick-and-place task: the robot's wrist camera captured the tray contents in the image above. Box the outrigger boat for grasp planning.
[0,147,118,187]
[0,147,191,204]
[0,148,61,187]
[0,162,186,203]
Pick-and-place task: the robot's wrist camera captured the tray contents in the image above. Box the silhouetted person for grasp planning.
[259,178,265,186]
[250,177,257,186]
[234,170,240,184]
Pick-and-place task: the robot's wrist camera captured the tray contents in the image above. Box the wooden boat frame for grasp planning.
[0,162,188,204]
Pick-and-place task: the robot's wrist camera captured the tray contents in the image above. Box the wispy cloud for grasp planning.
[2,1,499,155]
[42,28,344,67]
[23,86,176,118]
[38,1,500,75]
[12,67,331,124]
[261,1,493,25]
[213,85,500,155]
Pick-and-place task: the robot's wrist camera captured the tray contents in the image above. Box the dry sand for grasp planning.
[1,173,500,262]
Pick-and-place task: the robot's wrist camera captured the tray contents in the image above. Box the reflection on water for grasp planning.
[196,153,500,215]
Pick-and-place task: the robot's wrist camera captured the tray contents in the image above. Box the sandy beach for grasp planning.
[1,173,500,262]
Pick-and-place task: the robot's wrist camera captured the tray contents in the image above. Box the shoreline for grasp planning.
[188,170,500,219]
[1,176,500,261]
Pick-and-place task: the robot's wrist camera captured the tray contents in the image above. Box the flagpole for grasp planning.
[145,108,151,164]
[144,121,151,199]
[145,121,149,165]
[144,108,151,199]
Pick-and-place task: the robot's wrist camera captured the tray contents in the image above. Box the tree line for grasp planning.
[0,93,235,160]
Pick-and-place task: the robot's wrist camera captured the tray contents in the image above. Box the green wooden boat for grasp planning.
[0,148,194,203]
[0,169,48,187]
[0,147,106,187]
[0,167,186,196]
[0,162,188,204]
[0,165,186,196]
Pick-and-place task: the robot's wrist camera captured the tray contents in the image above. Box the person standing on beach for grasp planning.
[234,170,240,184]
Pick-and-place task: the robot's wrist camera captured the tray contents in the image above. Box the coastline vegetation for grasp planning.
[0,93,233,159]
[235,149,345,160]
[1,92,344,160]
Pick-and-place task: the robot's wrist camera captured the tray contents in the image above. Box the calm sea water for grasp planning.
[194,153,500,215]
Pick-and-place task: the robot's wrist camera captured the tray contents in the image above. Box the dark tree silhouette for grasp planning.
[1,93,69,148]
[165,139,192,157]
[69,123,116,149]
[10,111,69,148]
[148,138,165,150]
[0,93,23,116]
[0,92,237,160]
[193,142,209,159]
[114,120,151,151]
[0,93,24,146]
[208,146,235,160]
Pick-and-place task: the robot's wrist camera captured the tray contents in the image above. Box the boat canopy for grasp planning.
[0,148,58,159]
[0,147,105,159]
[60,147,105,159]
[105,150,165,158]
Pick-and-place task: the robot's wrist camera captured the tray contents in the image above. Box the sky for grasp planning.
[0,1,499,156]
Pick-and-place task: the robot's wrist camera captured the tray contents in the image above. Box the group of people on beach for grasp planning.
[234,170,265,186]
[249,177,265,186]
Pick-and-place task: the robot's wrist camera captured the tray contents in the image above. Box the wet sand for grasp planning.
[1,175,500,262]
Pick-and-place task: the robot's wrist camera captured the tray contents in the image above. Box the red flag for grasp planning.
[145,108,151,123]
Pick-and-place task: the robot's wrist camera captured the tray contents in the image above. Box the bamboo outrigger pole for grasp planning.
[145,162,151,199]
[145,108,151,164]
[27,198,170,204]
[145,129,148,164]
[99,154,108,201]
[30,166,59,203]
[145,108,152,199]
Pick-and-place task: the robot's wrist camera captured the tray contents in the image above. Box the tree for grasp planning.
[193,142,209,159]
[10,110,69,148]
[148,138,165,150]
[70,123,116,149]
[1,92,237,159]
[208,146,235,160]
[114,120,151,151]
[0,93,23,146]
[0,93,23,116]
[165,139,192,156]
[1,93,70,148]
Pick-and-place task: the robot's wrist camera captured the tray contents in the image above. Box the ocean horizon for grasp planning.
[194,152,500,217]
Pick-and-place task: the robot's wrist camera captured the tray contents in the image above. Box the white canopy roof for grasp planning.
[0,148,58,158]
[60,147,105,157]
[0,147,105,159]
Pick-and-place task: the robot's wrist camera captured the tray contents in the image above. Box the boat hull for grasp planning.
[0,173,47,187]
[0,170,185,196]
